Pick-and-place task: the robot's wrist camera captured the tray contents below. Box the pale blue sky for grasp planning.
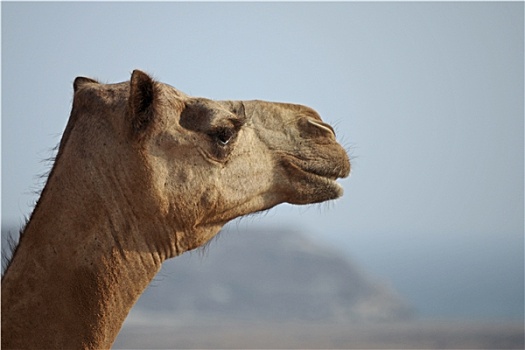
[2,2,523,321]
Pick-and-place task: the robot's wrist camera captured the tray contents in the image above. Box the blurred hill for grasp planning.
[115,227,523,349]
[129,227,413,323]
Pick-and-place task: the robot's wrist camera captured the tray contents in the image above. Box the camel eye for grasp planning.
[213,128,235,146]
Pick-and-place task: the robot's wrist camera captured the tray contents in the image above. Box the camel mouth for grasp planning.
[301,164,349,181]
[280,155,349,203]
[282,153,350,180]
[303,168,345,195]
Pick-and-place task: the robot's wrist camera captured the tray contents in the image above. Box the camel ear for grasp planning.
[73,76,98,92]
[129,69,157,133]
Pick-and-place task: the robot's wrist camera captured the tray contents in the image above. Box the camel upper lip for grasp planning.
[281,154,350,181]
[301,156,349,178]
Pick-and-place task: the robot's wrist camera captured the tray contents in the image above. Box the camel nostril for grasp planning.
[306,118,336,139]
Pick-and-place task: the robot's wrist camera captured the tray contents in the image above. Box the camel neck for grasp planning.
[1,170,164,349]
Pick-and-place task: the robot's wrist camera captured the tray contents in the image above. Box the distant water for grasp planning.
[307,228,524,322]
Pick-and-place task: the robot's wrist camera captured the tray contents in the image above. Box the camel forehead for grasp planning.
[253,101,323,121]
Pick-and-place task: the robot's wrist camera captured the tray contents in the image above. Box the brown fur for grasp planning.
[1,70,350,349]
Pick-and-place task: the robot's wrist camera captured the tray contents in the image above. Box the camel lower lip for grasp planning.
[311,173,344,193]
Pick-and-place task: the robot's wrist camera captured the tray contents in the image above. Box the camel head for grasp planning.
[69,70,350,255]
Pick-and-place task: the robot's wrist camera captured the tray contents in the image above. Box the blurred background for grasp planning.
[2,2,523,348]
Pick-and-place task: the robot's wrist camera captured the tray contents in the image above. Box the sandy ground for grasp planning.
[113,318,524,349]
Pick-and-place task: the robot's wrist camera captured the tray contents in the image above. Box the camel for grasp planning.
[1,70,350,349]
